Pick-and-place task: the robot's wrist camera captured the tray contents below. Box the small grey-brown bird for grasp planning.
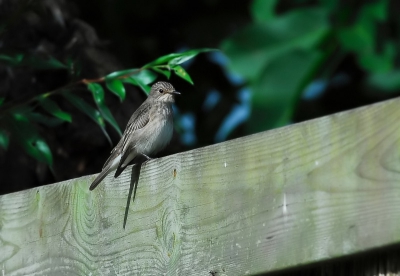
[89,81,180,190]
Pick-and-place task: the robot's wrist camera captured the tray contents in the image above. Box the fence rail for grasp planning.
[1,97,400,275]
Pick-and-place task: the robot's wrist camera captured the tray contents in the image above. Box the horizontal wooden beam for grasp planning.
[1,97,400,275]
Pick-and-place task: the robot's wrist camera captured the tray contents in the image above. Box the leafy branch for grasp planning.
[0,48,216,166]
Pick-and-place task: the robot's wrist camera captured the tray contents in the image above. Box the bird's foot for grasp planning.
[140,153,153,165]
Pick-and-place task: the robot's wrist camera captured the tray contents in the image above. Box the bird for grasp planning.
[89,81,180,191]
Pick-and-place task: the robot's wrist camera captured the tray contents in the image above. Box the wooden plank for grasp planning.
[1,97,400,275]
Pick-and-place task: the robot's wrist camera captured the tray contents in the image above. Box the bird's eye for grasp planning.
[158,89,164,93]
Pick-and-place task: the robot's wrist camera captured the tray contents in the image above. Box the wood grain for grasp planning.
[1,97,400,275]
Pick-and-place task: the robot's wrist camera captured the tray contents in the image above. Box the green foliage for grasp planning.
[106,79,126,102]
[222,0,398,133]
[8,112,53,165]
[0,48,212,165]
[37,97,72,122]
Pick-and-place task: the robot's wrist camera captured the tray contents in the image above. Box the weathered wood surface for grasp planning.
[1,98,400,275]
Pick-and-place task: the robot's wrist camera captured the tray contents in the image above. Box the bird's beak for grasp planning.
[170,91,181,95]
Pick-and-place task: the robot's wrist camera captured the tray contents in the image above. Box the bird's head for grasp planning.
[149,81,180,103]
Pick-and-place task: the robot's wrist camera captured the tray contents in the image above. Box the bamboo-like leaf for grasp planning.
[38,96,72,122]
[62,91,112,145]
[134,70,157,84]
[87,83,122,136]
[105,68,139,80]
[0,129,9,149]
[26,112,64,127]
[152,67,171,79]
[172,65,194,84]
[144,48,216,67]
[106,79,126,101]
[124,77,151,95]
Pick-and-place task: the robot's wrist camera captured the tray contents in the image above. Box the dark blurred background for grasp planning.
[0,0,399,194]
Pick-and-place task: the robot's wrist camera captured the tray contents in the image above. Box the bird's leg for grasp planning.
[140,153,153,165]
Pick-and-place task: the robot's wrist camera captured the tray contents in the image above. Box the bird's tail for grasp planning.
[89,168,111,190]
[89,154,121,191]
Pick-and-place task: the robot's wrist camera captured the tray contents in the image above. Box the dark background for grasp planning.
[0,0,399,194]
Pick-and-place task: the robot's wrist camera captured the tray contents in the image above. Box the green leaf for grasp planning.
[9,113,53,165]
[144,48,216,67]
[134,70,157,84]
[0,53,24,65]
[105,68,139,80]
[106,79,126,101]
[367,71,400,92]
[0,97,4,106]
[152,67,171,79]
[38,97,72,122]
[35,56,67,69]
[0,129,9,149]
[34,138,53,165]
[248,50,322,133]
[87,83,122,136]
[338,0,391,73]
[62,91,112,145]
[122,69,157,95]
[251,0,278,23]
[124,77,151,95]
[221,8,329,80]
[172,65,194,84]
[26,112,64,127]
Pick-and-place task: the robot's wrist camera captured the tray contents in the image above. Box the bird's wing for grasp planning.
[101,102,152,170]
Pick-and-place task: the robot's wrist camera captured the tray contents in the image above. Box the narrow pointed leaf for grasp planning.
[9,113,53,165]
[134,70,157,84]
[144,48,216,67]
[38,97,72,122]
[34,138,53,165]
[105,68,139,80]
[172,65,194,84]
[26,112,64,127]
[106,79,126,101]
[168,48,216,66]
[87,83,122,136]
[0,129,9,149]
[152,67,171,79]
[124,77,151,95]
[62,91,112,145]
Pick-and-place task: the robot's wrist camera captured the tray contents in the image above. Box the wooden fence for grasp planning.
[1,97,400,275]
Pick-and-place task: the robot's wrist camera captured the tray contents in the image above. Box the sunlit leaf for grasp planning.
[38,97,72,122]
[134,70,157,84]
[124,77,151,95]
[62,91,112,145]
[0,129,9,149]
[172,65,194,84]
[87,83,122,136]
[143,48,216,67]
[105,68,139,80]
[106,79,126,101]
[152,67,171,79]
